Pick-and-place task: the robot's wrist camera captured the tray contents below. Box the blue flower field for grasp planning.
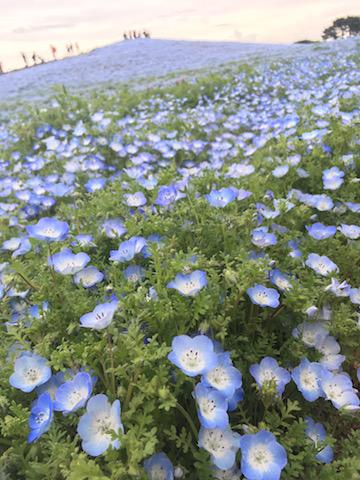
[0,38,359,479]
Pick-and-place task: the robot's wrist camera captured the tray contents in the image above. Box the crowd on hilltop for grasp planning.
[123,30,151,40]
[0,31,151,74]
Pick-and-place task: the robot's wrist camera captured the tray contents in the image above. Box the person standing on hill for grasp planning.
[21,52,29,67]
[0,62,3,74]
[50,45,57,60]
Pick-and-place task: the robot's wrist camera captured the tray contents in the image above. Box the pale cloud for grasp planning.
[0,0,358,71]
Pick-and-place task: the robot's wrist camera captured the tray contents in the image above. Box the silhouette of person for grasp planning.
[123,33,128,40]
[0,62,3,74]
[21,52,29,67]
[32,52,37,65]
[50,45,57,60]
[75,42,80,53]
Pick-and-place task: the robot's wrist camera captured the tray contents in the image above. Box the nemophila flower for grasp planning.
[227,388,245,411]
[37,371,65,399]
[291,358,326,401]
[74,266,104,288]
[101,218,127,238]
[338,224,360,240]
[77,394,123,456]
[124,191,147,207]
[27,217,69,242]
[237,188,252,201]
[250,357,291,396]
[155,185,177,207]
[28,392,53,443]
[344,201,360,213]
[123,264,145,283]
[305,253,338,277]
[143,452,174,480]
[305,223,336,240]
[205,188,237,208]
[325,278,350,297]
[313,195,334,212]
[349,288,360,305]
[247,285,280,308]
[272,164,289,178]
[10,352,51,393]
[48,248,90,275]
[167,270,207,297]
[1,236,32,258]
[292,321,329,348]
[316,335,345,371]
[54,372,93,414]
[321,372,360,410]
[194,384,229,429]
[168,334,217,377]
[84,177,106,193]
[201,353,243,398]
[305,417,333,464]
[109,236,147,263]
[198,427,240,470]
[322,167,344,190]
[239,430,287,480]
[72,234,95,247]
[251,227,277,249]
[80,299,118,330]
[269,269,292,291]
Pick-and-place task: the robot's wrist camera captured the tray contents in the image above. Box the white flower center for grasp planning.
[300,369,318,390]
[207,367,230,388]
[248,444,273,471]
[181,349,204,372]
[25,367,40,383]
[202,429,232,456]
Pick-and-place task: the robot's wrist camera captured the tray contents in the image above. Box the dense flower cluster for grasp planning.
[0,37,359,479]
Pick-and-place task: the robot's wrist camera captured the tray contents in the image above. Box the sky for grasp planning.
[0,0,358,71]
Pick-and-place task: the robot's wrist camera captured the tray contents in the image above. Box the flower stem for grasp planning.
[176,402,198,439]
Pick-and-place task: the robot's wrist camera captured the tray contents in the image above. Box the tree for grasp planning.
[322,16,360,40]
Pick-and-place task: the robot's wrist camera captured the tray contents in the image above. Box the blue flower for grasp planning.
[123,264,146,283]
[269,269,292,291]
[305,417,334,464]
[247,285,280,308]
[198,427,240,470]
[168,334,218,377]
[124,191,147,207]
[73,266,104,288]
[84,177,107,193]
[10,352,51,393]
[109,236,147,263]
[27,217,69,242]
[240,430,287,480]
[321,372,360,410]
[77,394,123,456]
[250,357,290,396]
[80,299,118,330]
[272,165,289,178]
[291,358,326,401]
[143,452,174,480]
[205,188,237,208]
[227,388,244,412]
[305,253,338,276]
[167,270,207,297]
[101,218,127,238]
[155,185,178,207]
[338,224,360,240]
[201,352,243,398]
[349,288,360,305]
[48,248,90,275]
[324,278,350,297]
[194,384,229,429]
[28,392,53,443]
[322,167,344,190]
[251,227,277,249]
[306,223,336,240]
[54,372,93,414]
[1,237,32,258]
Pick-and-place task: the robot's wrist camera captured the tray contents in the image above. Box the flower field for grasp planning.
[0,38,359,479]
